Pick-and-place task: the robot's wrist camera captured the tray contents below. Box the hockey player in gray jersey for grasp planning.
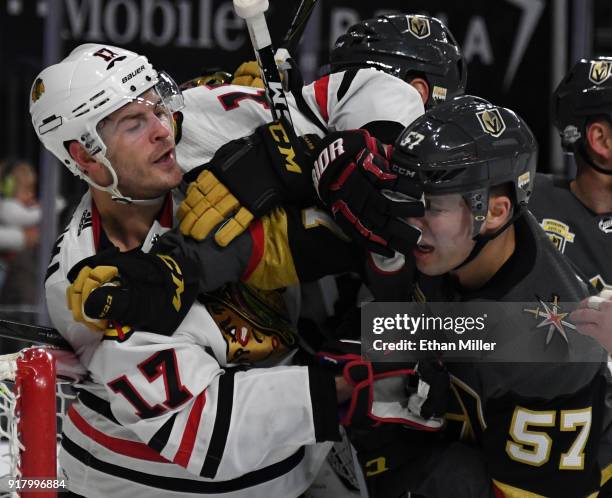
[529,58,612,293]
[279,95,612,496]
[299,95,612,497]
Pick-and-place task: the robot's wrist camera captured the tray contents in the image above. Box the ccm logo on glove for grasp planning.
[268,121,301,174]
[313,138,345,189]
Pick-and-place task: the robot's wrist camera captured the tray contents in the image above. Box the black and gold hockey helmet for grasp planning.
[391,95,538,237]
[330,14,466,108]
[553,57,612,152]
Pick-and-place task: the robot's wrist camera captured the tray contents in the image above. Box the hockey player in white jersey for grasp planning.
[175,14,465,247]
[31,41,446,497]
[30,44,354,498]
[62,14,467,341]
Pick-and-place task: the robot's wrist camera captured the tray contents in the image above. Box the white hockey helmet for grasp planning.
[29,43,184,202]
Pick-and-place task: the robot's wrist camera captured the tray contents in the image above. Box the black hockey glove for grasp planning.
[178,117,319,246]
[66,248,199,335]
[312,130,425,257]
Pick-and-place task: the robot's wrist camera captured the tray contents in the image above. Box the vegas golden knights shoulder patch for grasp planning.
[406,15,431,39]
[589,60,612,85]
[476,109,506,137]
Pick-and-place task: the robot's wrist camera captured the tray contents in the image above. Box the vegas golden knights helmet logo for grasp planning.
[589,61,612,85]
[476,109,506,138]
[407,16,431,39]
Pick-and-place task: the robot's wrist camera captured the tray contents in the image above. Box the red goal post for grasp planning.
[0,348,74,498]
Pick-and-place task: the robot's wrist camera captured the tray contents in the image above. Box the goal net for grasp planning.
[0,348,75,498]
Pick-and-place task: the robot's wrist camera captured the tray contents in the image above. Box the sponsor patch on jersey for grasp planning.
[476,109,506,137]
[406,15,431,39]
[598,216,612,234]
[31,78,45,103]
[589,60,612,85]
[540,218,575,253]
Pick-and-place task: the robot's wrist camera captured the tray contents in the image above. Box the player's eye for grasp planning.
[124,118,143,131]
[153,103,166,118]
[425,200,444,213]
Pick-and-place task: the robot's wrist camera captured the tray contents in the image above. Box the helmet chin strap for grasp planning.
[85,154,165,206]
[577,143,612,175]
[451,207,525,271]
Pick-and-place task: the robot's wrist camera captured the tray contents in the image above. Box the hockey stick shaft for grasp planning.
[234,0,293,124]
[280,0,318,52]
[0,318,71,349]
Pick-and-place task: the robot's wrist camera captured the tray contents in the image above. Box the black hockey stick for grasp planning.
[0,318,71,349]
[280,0,319,53]
[233,0,294,124]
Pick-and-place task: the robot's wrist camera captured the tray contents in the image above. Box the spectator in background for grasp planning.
[0,158,40,296]
[0,158,63,305]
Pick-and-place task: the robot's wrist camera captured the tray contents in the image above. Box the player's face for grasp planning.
[98,89,182,199]
[407,193,475,275]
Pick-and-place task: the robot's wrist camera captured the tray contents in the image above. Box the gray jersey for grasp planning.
[529,173,612,292]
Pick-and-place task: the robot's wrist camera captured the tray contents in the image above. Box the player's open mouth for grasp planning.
[153,149,174,165]
[416,243,434,253]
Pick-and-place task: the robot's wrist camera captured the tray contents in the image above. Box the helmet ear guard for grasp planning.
[462,188,489,238]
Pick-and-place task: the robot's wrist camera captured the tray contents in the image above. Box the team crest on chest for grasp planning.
[523,295,576,345]
[540,218,575,253]
[476,109,506,137]
[589,61,612,85]
[406,16,431,39]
